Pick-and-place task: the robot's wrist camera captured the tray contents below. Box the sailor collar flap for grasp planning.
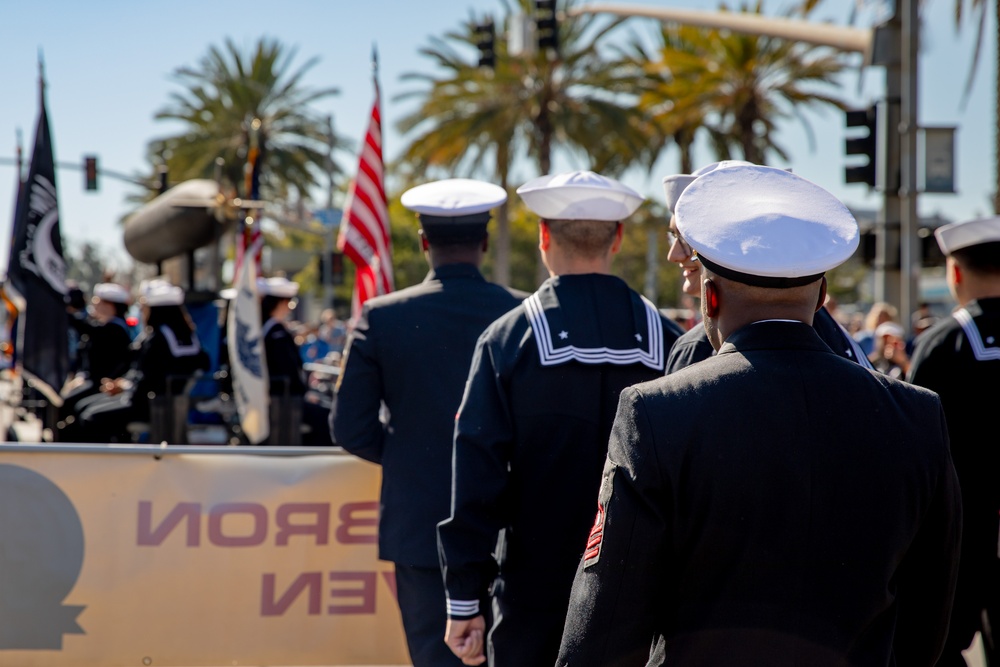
[524,277,665,371]
[953,303,1000,362]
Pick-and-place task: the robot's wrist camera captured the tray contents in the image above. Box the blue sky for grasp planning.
[0,0,993,275]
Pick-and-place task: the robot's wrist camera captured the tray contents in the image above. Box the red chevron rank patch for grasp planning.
[583,502,605,567]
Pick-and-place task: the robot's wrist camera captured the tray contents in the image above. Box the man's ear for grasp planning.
[610,222,624,254]
[815,276,828,312]
[950,260,963,286]
[704,278,720,318]
[539,221,551,251]
[481,232,489,253]
[418,229,429,252]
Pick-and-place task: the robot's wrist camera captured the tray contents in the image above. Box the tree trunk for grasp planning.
[739,98,763,164]
[535,97,554,287]
[676,128,695,174]
[494,139,512,286]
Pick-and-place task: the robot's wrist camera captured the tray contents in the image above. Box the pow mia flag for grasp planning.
[6,74,69,407]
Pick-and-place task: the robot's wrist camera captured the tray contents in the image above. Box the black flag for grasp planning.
[7,75,69,406]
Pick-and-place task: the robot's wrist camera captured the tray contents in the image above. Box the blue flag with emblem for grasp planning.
[227,235,269,444]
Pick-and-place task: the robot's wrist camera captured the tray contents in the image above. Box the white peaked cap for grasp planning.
[92,282,131,304]
[675,164,859,284]
[401,178,507,217]
[662,160,755,215]
[257,276,299,298]
[140,279,184,306]
[516,170,645,222]
[934,216,1000,255]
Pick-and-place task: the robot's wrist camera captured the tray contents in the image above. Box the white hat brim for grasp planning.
[516,171,644,221]
[676,165,859,279]
[934,216,1000,255]
[662,161,755,215]
[401,178,507,216]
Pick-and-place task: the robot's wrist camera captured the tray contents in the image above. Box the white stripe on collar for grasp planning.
[160,326,201,358]
[261,318,282,339]
[839,320,875,370]
[524,292,665,371]
[954,308,1000,361]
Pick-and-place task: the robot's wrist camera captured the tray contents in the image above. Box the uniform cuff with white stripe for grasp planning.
[446,598,480,619]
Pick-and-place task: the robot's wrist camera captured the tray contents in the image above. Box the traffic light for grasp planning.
[83,155,98,191]
[474,19,496,70]
[330,251,344,285]
[535,0,558,54]
[318,252,345,285]
[920,227,946,267]
[844,105,877,187]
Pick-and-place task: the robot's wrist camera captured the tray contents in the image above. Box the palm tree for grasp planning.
[613,23,723,174]
[623,0,847,168]
[954,0,1000,212]
[395,0,649,287]
[147,37,346,203]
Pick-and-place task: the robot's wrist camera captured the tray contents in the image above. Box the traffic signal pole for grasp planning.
[899,0,921,329]
[872,0,920,326]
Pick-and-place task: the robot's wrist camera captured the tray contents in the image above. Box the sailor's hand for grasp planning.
[445,615,486,665]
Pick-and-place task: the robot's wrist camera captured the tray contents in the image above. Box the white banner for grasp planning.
[228,243,270,445]
[0,445,408,666]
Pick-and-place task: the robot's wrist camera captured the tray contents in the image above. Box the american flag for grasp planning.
[338,60,394,322]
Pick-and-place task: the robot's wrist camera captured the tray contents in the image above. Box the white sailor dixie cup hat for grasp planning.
[675,164,860,288]
[662,160,754,215]
[256,276,299,299]
[516,170,645,221]
[934,216,1000,255]
[92,282,131,304]
[140,279,184,306]
[401,178,507,220]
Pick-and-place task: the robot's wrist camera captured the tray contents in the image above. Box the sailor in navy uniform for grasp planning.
[258,276,332,446]
[331,178,526,667]
[438,171,682,667]
[73,279,209,443]
[661,161,873,374]
[907,216,1000,667]
[59,282,135,435]
[557,164,961,667]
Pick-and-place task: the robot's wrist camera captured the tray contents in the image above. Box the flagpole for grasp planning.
[337,46,393,327]
[37,49,46,103]
[8,55,70,413]
[14,130,22,184]
[371,43,380,141]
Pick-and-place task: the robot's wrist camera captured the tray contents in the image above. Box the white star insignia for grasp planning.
[635,333,643,342]
[558,331,569,340]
